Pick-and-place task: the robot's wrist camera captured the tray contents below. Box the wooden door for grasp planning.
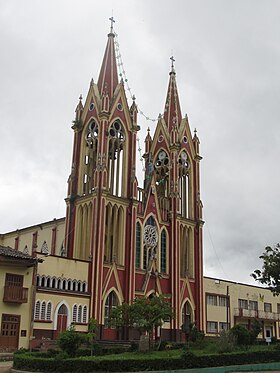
[55,304,68,339]
[0,314,20,351]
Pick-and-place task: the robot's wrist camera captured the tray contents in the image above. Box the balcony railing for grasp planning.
[3,286,28,303]
[234,308,280,321]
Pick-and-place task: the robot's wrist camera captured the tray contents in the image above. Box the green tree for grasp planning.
[58,324,85,357]
[251,244,280,295]
[249,319,262,343]
[229,324,250,346]
[86,318,98,356]
[110,295,174,347]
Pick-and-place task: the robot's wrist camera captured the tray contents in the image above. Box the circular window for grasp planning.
[117,103,123,111]
[158,135,164,143]
[89,103,94,111]
[183,136,188,144]
[144,225,158,247]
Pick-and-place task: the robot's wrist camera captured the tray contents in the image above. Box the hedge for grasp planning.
[13,349,280,372]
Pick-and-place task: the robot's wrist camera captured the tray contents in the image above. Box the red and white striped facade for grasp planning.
[64,29,204,341]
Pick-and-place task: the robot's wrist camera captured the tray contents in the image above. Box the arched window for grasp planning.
[82,305,88,324]
[82,282,87,292]
[41,276,46,288]
[67,280,72,291]
[180,225,188,277]
[57,279,61,289]
[62,279,67,290]
[40,301,46,320]
[36,275,40,287]
[34,301,40,320]
[46,302,52,321]
[78,305,82,323]
[77,281,81,292]
[72,280,77,292]
[160,230,167,273]
[83,120,99,195]
[182,301,192,332]
[143,217,158,270]
[135,222,141,269]
[46,277,51,288]
[108,120,125,197]
[178,151,190,218]
[104,291,119,327]
[155,150,169,212]
[51,277,56,288]
[104,204,124,265]
[72,304,77,323]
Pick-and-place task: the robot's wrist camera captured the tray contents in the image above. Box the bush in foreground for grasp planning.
[14,348,280,372]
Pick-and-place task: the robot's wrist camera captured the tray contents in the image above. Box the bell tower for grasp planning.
[64,19,139,325]
[140,56,204,337]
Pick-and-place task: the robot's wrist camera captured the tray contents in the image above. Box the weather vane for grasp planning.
[109,16,115,33]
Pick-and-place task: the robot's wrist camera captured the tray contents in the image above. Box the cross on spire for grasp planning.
[109,16,115,33]
[170,55,175,71]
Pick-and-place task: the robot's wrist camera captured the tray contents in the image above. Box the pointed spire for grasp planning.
[163,56,182,131]
[97,18,119,100]
[74,94,84,123]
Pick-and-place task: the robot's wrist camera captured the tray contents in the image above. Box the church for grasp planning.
[2,22,278,352]
[0,21,203,349]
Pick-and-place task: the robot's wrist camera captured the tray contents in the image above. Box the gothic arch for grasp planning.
[178,150,194,219]
[107,119,127,197]
[180,224,189,277]
[180,299,195,330]
[135,220,142,269]
[102,288,122,326]
[79,118,99,195]
[160,227,168,274]
[143,215,159,270]
[154,149,170,200]
[53,301,71,330]
[74,202,92,260]
[104,203,125,265]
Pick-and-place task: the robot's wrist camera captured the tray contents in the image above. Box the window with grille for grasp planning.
[46,302,52,321]
[219,322,229,331]
[72,305,77,323]
[207,321,218,333]
[264,303,272,313]
[78,305,82,323]
[135,222,141,269]
[249,300,258,311]
[238,299,248,309]
[40,301,46,320]
[34,301,40,320]
[219,296,228,307]
[82,306,87,324]
[207,295,218,306]
[160,230,167,273]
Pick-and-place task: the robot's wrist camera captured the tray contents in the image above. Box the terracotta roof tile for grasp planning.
[0,245,35,260]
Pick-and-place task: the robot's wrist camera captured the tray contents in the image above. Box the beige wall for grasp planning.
[204,276,280,338]
[36,255,89,281]
[1,218,65,256]
[0,265,35,349]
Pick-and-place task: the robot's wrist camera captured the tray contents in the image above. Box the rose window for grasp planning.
[143,225,158,247]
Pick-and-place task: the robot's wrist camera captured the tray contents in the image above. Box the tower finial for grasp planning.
[170,55,175,73]
[109,16,115,34]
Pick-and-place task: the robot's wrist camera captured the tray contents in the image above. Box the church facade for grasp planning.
[0,25,204,349]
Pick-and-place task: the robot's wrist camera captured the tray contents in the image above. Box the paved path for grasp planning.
[0,361,12,373]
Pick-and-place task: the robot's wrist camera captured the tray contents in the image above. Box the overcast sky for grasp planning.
[1,0,279,285]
